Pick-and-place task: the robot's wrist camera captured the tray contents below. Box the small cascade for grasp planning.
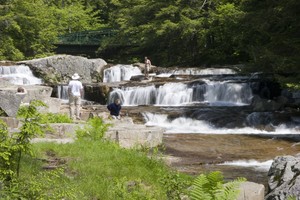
[202,80,253,106]
[57,85,69,100]
[156,83,193,105]
[109,81,252,106]
[103,64,142,83]
[0,65,42,85]
[109,85,157,105]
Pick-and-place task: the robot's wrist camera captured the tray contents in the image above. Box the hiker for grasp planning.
[144,56,151,79]
[68,73,84,120]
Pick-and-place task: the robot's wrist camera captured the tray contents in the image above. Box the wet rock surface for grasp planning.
[162,133,300,190]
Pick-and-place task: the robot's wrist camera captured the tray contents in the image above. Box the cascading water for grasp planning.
[105,66,300,185]
[103,64,142,83]
[0,65,42,85]
[172,68,236,75]
[109,81,252,106]
[109,85,157,105]
[157,68,236,77]
[57,85,69,100]
[142,112,300,134]
[202,80,253,106]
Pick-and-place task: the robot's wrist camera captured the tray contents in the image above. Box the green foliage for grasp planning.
[287,196,296,200]
[190,171,246,200]
[0,168,80,199]
[15,100,49,176]
[0,108,7,116]
[0,120,15,179]
[17,100,48,150]
[0,0,102,60]
[110,177,157,200]
[159,171,191,200]
[0,100,49,182]
[40,112,73,124]
[76,116,111,141]
[31,139,173,199]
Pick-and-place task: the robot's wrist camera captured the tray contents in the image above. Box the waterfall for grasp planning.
[103,64,142,83]
[108,83,193,106]
[156,83,193,105]
[57,85,69,100]
[202,80,253,106]
[109,81,252,106]
[109,85,157,105]
[0,65,42,85]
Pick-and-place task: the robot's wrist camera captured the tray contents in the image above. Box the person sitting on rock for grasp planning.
[107,99,122,120]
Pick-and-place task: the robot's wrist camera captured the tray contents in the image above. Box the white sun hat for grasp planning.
[71,73,80,80]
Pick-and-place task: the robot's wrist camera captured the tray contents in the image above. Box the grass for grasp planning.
[20,139,191,199]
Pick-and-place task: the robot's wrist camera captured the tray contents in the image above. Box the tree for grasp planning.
[0,0,102,60]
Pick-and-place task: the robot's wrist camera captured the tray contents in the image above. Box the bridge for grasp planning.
[54,29,118,57]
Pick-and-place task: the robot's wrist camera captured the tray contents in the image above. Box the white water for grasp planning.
[0,65,42,85]
[109,81,252,106]
[218,160,273,171]
[143,113,300,134]
[103,66,236,81]
[103,64,142,83]
[157,68,236,77]
[57,85,69,100]
[173,68,236,75]
[203,80,252,106]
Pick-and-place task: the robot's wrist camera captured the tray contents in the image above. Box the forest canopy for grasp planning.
[0,0,299,87]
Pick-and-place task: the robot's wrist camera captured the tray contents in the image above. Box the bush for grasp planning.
[40,113,73,123]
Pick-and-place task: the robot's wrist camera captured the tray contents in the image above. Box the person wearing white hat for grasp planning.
[68,73,84,120]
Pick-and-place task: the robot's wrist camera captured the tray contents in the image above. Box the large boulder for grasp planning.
[0,85,61,115]
[265,155,300,200]
[0,90,25,117]
[18,55,107,84]
[251,95,288,112]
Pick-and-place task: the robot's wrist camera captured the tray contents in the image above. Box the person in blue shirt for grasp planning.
[107,99,122,119]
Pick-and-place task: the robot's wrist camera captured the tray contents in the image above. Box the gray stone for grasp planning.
[38,97,62,113]
[237,181,264,200]
[0,117,19,128]
[251,95,287,112]
[18,55,107,84]
[105,119,164,148]
[0,90,25,117]
[265,156,300,200]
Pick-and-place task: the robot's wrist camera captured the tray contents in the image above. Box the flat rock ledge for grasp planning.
[30,117,164,149]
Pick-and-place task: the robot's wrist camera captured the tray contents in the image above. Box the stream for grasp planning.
[2,63,300,190]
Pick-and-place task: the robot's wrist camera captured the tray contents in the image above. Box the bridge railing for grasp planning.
[55,28,117,45]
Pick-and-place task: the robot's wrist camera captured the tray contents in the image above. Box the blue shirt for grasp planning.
[107,103,121,116]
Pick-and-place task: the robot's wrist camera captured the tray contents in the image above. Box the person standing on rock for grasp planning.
[68,73,84,120]
[144,56,151,79]
[107,98,122,120]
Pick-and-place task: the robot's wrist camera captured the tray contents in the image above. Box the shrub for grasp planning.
[76,117,111,141]
[190,171,246,200]
[40,113,73,123]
